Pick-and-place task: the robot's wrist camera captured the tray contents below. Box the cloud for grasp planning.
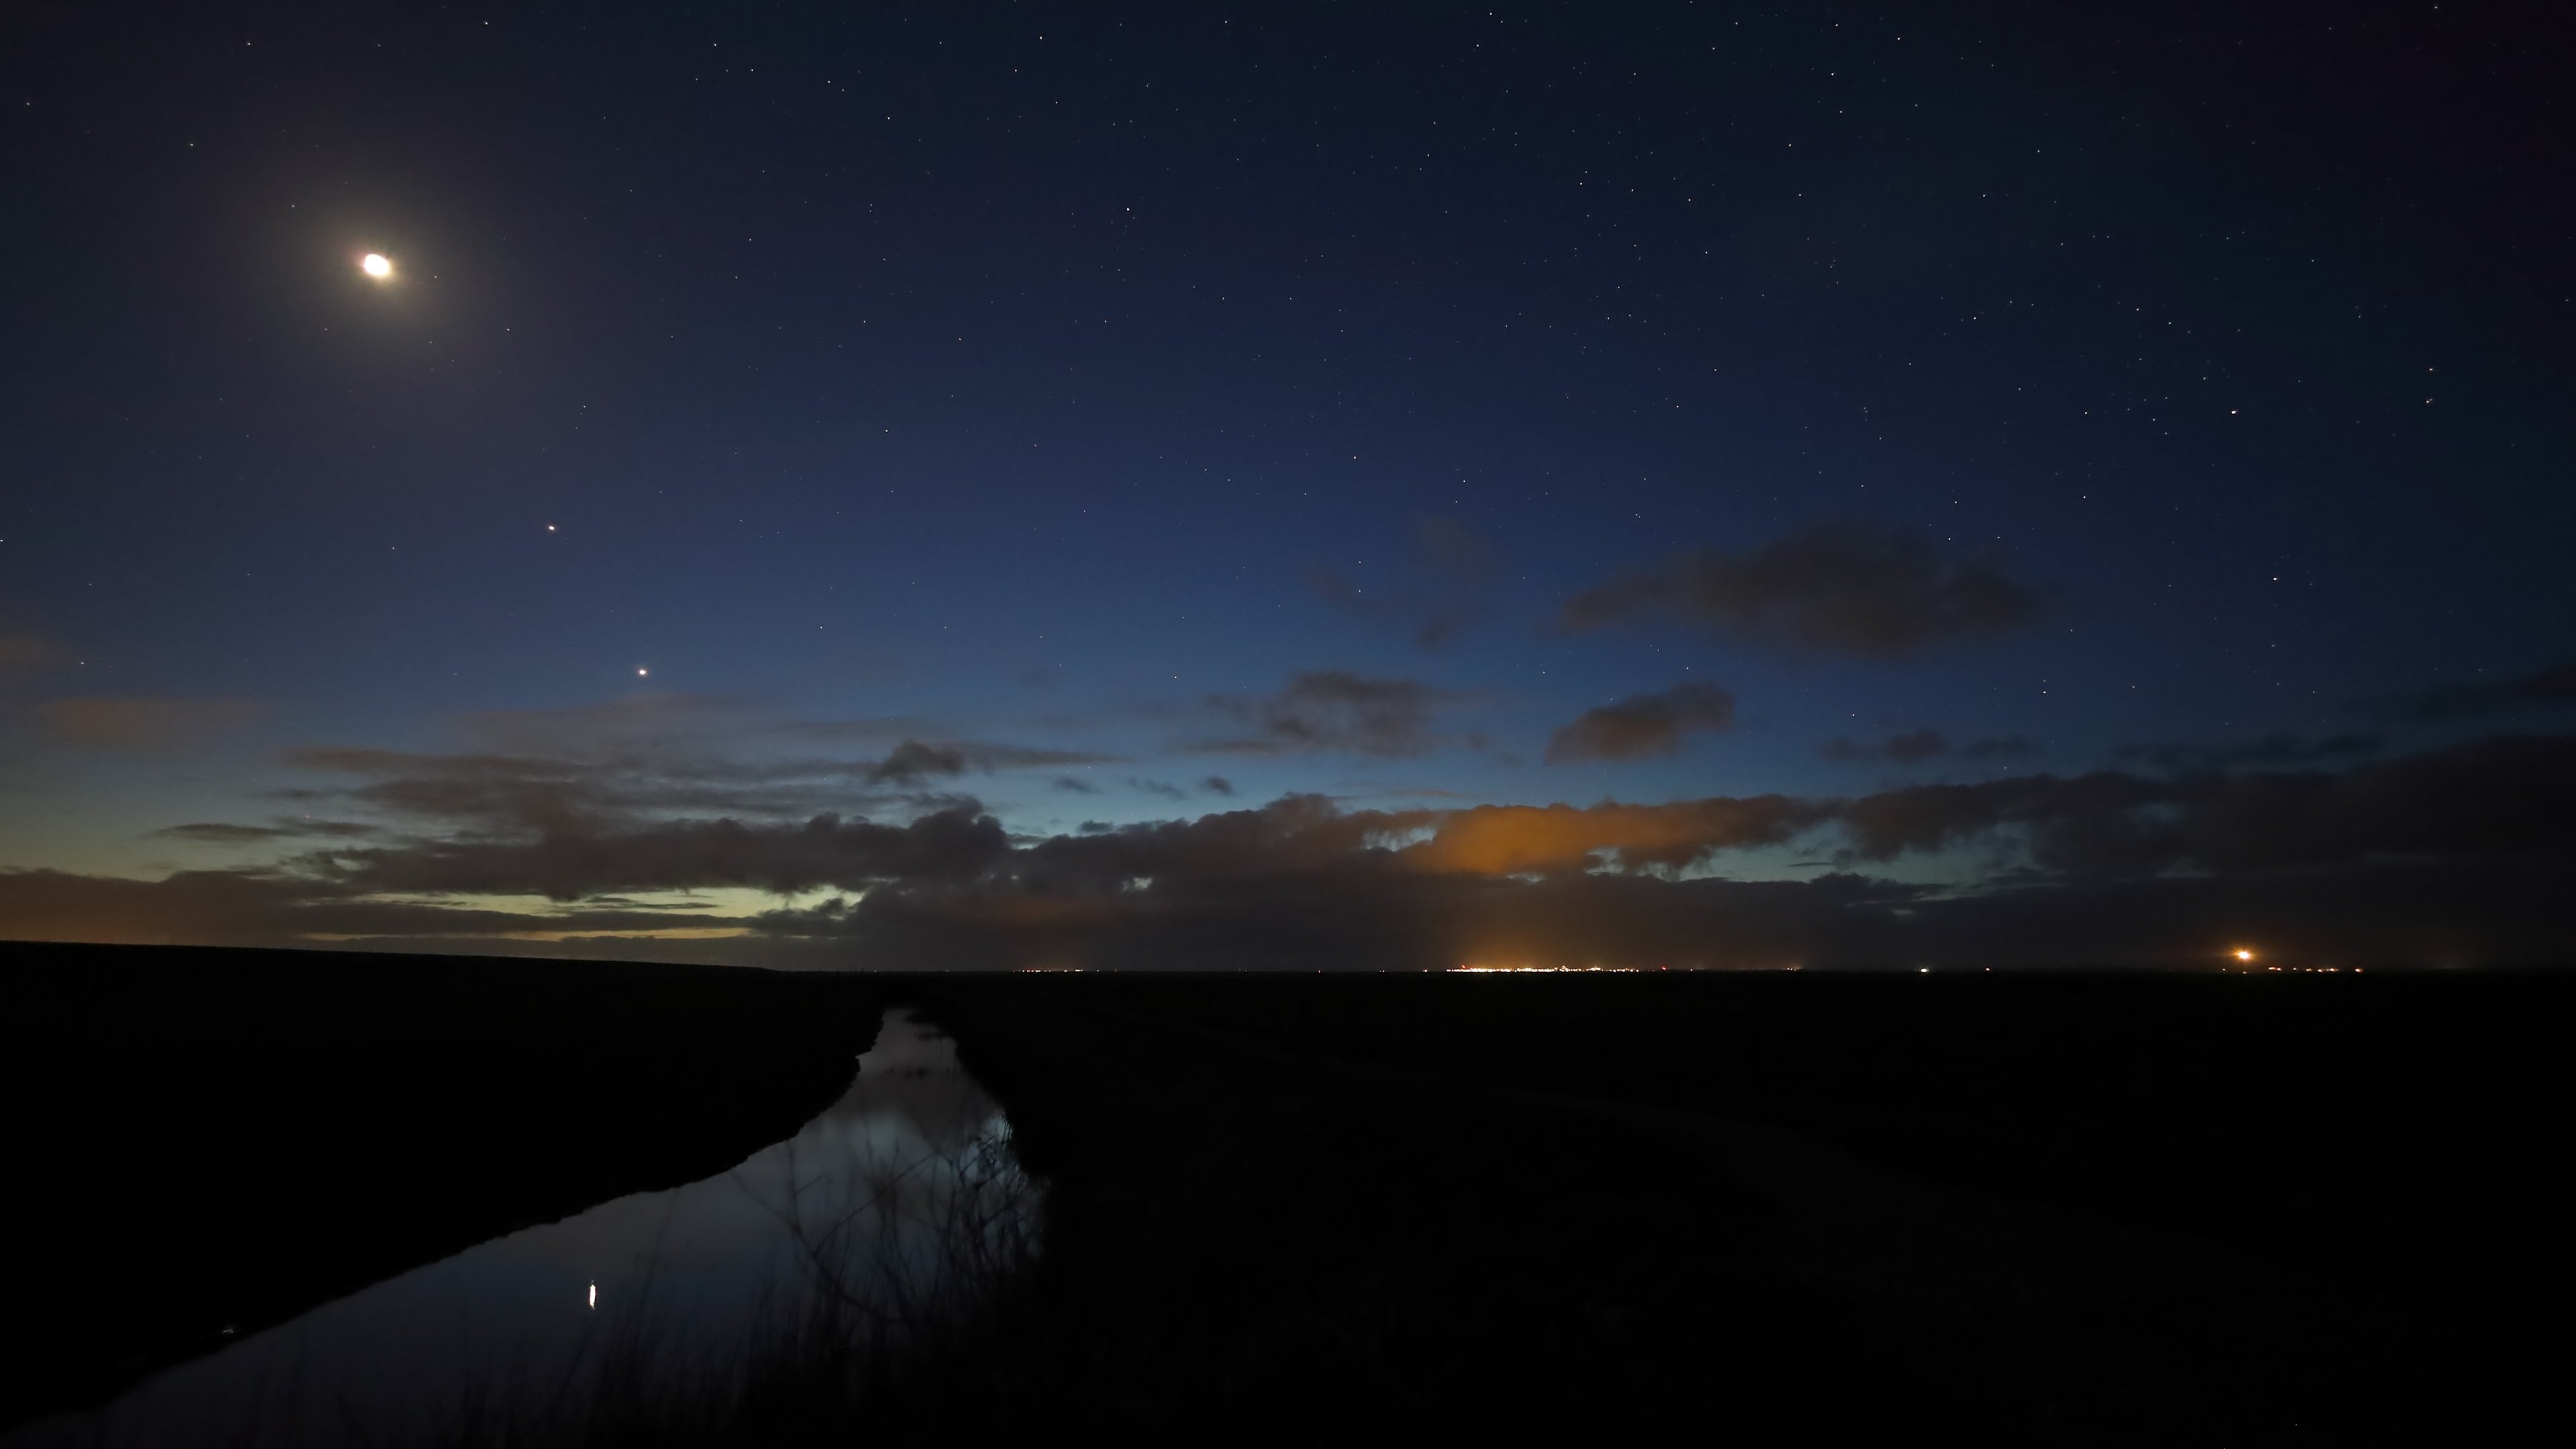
[1819,730,2036,765]
[281,730,1095,836]
[954,742,1128,770]
[1200,670,1467,757]
[867,739,967,784]
[276,702,993,830]
[283,745,837,832]
[17,727,2576,973]
[153,819,381,845]
[1837,733,2576,877]
[1399,796,1826,875]
[460,694,757,749]
[45,696,266,749]
[755,737,2576,969]
[1561,521,2043,658]
[0,631,61,670]
[1200,775,1236,796]
[154,823,304,845]
[262,731,2576,892]
[853,737,1119,776]
[767,714,939,744]
[0,866,780,952]
[305,805,1011,901]
[1962,736,2037,760]
[1821,729,1946,763]
[1307,514,1500,650]
[1544,682,1737,764]
[755,847,2576,977]
[2363,665,2576,723]
[1052,776,1099,794]
[2116,733,2383,772]
[17,845,2563,973]
[773,715,1123,771]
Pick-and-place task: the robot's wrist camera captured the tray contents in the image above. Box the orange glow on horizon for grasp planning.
[1451,963,1647,973]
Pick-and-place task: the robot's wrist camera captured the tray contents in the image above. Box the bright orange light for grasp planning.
[2233,949,2255,963]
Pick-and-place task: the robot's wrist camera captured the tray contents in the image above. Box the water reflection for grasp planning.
[13,1008,1037,1447]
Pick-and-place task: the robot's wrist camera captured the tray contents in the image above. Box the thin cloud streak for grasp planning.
[1563,521,2043,659]
[1545,682,1738,765]
[1197,671,1470,759]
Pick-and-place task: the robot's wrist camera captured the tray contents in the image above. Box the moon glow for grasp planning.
[360,253,394,280]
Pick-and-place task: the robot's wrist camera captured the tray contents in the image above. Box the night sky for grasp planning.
[4,3,2571,969]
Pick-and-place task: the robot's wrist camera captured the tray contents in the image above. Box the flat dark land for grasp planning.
[920,971,2576,1444]
[6,949,2571,1445]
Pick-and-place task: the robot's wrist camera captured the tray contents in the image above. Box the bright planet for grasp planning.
[359,253,392,279]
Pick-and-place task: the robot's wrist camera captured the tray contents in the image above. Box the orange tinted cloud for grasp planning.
[0,631,61,669]
[1403,796,1826,875]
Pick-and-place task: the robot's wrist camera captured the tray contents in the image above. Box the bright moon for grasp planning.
[360,253,394,280]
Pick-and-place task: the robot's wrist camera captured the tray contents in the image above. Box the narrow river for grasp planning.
[10,1007,1037,1446]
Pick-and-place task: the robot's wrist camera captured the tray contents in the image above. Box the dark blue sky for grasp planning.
[4,3,2571,967]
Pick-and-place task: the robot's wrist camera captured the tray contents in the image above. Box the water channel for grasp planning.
[11,1007,1037,1446]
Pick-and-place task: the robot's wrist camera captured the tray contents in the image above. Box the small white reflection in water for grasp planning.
[11,1008,1036,1448]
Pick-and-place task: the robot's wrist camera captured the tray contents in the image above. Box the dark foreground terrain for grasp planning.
[919,971,2576,1445]
[0,944,890,1428]
[6,947,2572,1445]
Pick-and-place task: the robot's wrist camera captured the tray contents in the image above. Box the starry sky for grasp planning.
[3,3,2571,969]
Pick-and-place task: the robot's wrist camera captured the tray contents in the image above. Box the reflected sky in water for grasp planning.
[11,1008,1035,1447]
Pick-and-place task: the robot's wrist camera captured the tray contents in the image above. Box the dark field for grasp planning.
[6,946,2571,1445]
